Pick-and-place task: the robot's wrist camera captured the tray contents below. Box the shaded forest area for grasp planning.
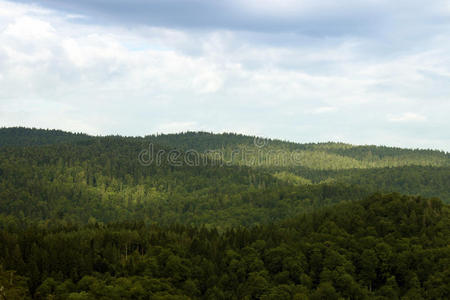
[1,194,449,299]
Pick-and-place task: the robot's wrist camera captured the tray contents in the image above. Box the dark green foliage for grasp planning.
[0,194,448,299]
[0,127,92,147]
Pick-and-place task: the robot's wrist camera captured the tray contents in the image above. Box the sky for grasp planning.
[0,0,449,151]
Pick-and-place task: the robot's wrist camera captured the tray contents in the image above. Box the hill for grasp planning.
[0,127,449,299]
[2,128,449,169]
[0,127,449,228]
[146,131,449,169]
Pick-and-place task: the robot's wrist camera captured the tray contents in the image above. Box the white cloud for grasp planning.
[309,106,337,114]
[0,0,449,150]
[4,16,55,40]
[388,112,427,122]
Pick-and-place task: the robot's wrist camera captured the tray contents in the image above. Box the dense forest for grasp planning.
[0,127,449,299]
[0,194,448,299]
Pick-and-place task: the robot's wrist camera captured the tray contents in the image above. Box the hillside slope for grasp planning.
[147,131,449,169]
[0,127,449,228]
[2,128,449,169]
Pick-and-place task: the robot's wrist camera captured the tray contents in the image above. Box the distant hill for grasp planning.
[2,128,448,169]
[0,127,449,227]
[0,127,92,146]
[146,131,449,169]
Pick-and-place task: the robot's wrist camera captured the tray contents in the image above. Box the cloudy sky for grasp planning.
[0,0,449,150]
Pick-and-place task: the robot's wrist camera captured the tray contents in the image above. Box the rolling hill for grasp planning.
[0,127,449,299]
[0,127,449,227]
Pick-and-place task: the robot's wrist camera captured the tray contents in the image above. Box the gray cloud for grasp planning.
[14,0,448,36]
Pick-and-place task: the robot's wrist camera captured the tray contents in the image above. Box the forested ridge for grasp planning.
[0,127,449,299]
[145,131,449,169]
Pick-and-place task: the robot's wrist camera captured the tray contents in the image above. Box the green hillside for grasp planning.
[0,127,449,228]
[0,127,449,299]
[146,131,449,169]
[0,127,92,147]
[2,128,448,169]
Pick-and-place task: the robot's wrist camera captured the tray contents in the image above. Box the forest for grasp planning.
[0,127,449,299]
